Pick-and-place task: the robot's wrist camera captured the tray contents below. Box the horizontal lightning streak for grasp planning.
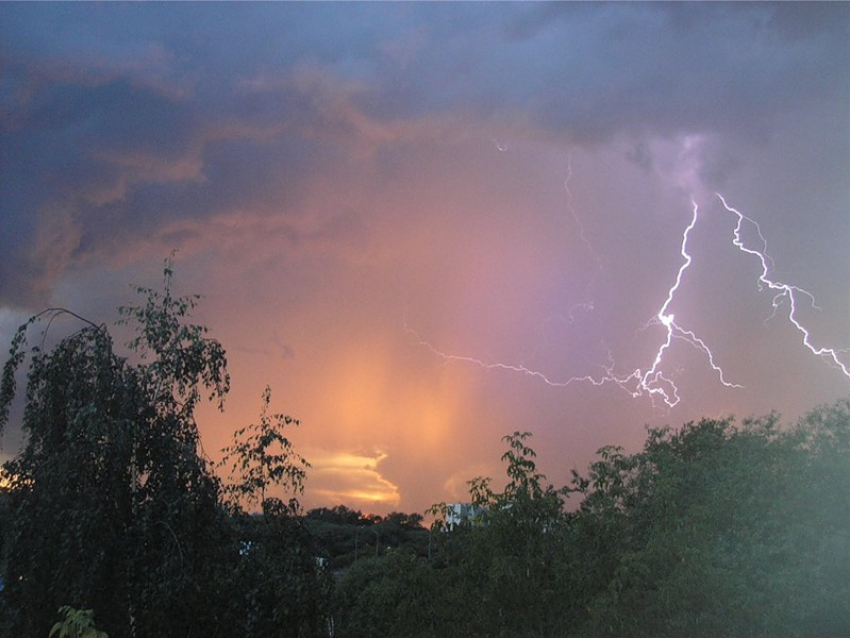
[404,320,612,389]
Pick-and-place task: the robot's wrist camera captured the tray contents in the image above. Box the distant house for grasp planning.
[444,503,485,530]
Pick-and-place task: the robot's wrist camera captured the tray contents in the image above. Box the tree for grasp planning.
[216,387,330,638]
[333,549,440,638]
[336,432,574,638]
[0,262,231,638]
[49,606,109,638]
[334,404,850,638]
[568,403,850,637]
[306,505,367,526]
[219,385,309,515]
[457,432,573,637]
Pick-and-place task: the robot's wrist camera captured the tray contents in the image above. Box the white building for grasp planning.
[444,502,485,530]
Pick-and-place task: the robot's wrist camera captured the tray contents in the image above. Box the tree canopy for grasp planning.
[0,265,325,638]
[336,404,850,638]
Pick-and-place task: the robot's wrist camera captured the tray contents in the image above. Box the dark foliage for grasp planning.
[333,404,850,638]
[0,265,327,638]
[305,507,429,571]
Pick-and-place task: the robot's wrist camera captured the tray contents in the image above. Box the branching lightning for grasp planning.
[407,167,848,409]
[718,194,850,379]
[630,199,743,407]
[407,199,739,409]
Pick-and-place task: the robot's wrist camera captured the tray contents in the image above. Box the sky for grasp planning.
[1,2,848,515]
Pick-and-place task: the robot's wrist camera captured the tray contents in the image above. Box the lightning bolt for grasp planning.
[717,194,850,378]
[628,199,743,407]
[407,175,847,409]
[407,198,741,409]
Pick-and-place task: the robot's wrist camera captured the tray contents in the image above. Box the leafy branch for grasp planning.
[219,385,310,514]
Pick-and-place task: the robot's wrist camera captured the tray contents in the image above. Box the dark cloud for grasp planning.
[2,3,847,308]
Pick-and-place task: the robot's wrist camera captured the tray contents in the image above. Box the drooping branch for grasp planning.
[0,307,105,435]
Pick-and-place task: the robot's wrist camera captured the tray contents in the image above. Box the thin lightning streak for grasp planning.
[564,155,603,272]
[561,155,605,327]
[403,321,611,389]
[717,193,850,378]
